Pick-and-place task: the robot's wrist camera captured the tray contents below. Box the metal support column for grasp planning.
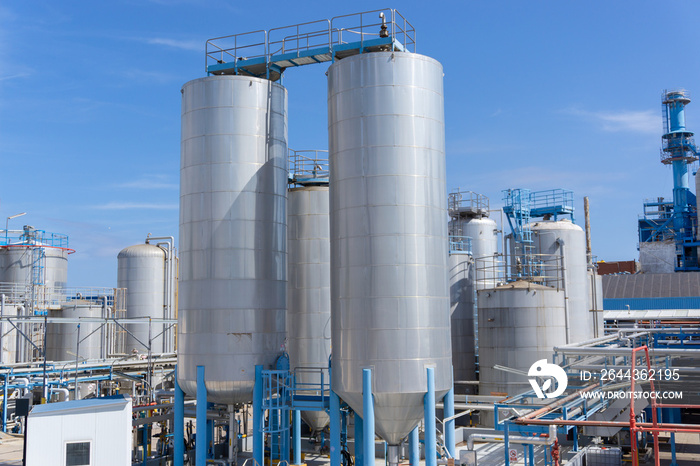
[282,406,290,464]
[330,390,341,466]
[196,366,207,466]
[424,367,436,466]
[671,432,678,466]
[355,414,364,466]
[409,426,419,466]
[444,383,455,458]
[504,421,510,466]
[174,367,184,466]
[293,410,302,465]
[362,369,374,466]
[253,365,263,466]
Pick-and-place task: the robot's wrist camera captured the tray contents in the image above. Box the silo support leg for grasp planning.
[355,414,364,466]
[409,426,419,466]
[424,367,436,466]
[330,390,341,466]
[196,366,207,466]
[174,367,184,466]
[292,409,302,465]
[362,369,375,466]
[444,383,455,458]
[254,365,263,466]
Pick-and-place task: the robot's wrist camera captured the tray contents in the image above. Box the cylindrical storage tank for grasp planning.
[530,220,591,342]
[329,52,452,446]
[118,244,166,354]
[461,217,498,290]
[588,270,604,338]
[449,252,475,392]
[46,302,104,361]
[477,282,567,398]
[287,185,331,432]
[178,75,288,404]
[0,246,67,291]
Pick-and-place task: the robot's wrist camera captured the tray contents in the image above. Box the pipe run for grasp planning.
[467,424,556,450]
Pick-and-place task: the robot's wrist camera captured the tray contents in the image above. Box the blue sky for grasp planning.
[1,1,700,287]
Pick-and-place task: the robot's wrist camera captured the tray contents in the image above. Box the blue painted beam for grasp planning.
[330,390,341,466]
[174,366,184,466]
[196,366,207,466]
[409,426,419,466]
[424,367,436,466]
[362,369,374,466]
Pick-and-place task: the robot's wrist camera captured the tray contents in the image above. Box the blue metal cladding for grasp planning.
[604,297,700,310]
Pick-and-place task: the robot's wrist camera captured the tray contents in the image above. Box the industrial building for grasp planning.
[0,7,699,466]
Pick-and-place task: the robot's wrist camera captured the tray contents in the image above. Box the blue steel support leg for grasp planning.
[174,367,185,466]
[330,390,341,466]
[142,423,148,466]
[409,426,419,466]
[362,369,374,466]
[529,444,534,466]
[444,384,455,458]
[207,403,214,459]
[671,432,678,466]
[355,414,364,466]
[271,409,279,460]
[572,426,578,452]
[254,365,264,466]
[196,366,207,466]
[282,408,290,463]
[504,421,510,466]
[2,375,7,432]
[424,367,436,466]
[293,410,301,465]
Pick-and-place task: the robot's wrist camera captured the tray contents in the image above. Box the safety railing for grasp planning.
[268,20,331,57]
[449,235,472,255]
[289,149,328,185]
[448,189,489,217]
[205,9,415,73]
[331,8,415,52]
[206,30,267,71]
[1,229,69,248]
[528,189,574,213]
[474,253,565,289]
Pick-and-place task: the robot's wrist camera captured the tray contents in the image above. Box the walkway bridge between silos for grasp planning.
[205,9,415,81]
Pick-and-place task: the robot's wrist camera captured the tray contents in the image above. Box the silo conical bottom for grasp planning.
[340,390,448,445]
[301,411,329,433]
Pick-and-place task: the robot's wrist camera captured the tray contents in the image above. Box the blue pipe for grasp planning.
[409,426,419,466]
[330,390,341,466]
[362,369,374,466]
[424,367,436,466]
[174,367,184,466]
[196,366,207,466]
[293,410,301,465]
[2,375,7,432]
[444,384,455,458]
[253,365,263,466]
[355,414,364,466]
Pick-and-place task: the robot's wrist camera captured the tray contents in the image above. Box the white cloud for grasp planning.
[564,107,660,134]
[114,175,178,190]
[93,202,178,210]
[146,37,201,52]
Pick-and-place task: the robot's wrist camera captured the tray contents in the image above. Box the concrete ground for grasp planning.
[0,432,24,466]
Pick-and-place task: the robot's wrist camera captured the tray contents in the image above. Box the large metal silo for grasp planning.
[287,185,330,432]
[530,220,592,343]
[0,246,68,292]
[118,243,166,354]
[477,282,567,397]
[178,75,288,404]
[329,52,452,447]
[46,302,104,361]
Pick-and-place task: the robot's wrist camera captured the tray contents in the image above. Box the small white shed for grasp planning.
[26,395,132,466]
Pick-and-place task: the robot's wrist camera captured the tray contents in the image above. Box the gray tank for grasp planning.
[530,220,592,343]
[478,282,567,398]
[117,243,166,354]
[328,52,452,446]
[46,302,104,361]
[0,246,68,292]
[449,252,475,390]
[0,303,18,364]
[178,75,288,404]
[462,218,498,289]
[287,185,331,432]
